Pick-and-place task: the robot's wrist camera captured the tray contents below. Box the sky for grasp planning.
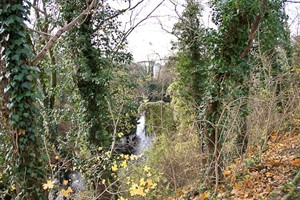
[113,0,186,62]
[114,0,300,62]
[119,0,214,62]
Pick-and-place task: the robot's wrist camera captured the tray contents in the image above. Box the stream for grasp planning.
[133,115,153,155]
[50,115,152,199]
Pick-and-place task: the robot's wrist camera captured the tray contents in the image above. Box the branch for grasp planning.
[240,0,268,58]
[158,17,178,38]
[285,0,300,3]
[26,26,53,37]
[31,0,98,66]
[32,4,47,16]
[112,0,166,57]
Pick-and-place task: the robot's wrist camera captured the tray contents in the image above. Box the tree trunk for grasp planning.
[0,1,46,199]
[204,88,222,184]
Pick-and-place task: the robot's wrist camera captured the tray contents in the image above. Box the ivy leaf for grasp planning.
[14,73,24,81]
[34,91,43,99]
[11,54,20,61]
[5,72,11,78]
[4,34,10,41]
[28,66,41,72]
[11,114,20,122]
[14,39,23,46]
[4,85,11,93]
[21,82,32,89]
[6,102,14,110]
[9,120,16,126]
[4,17,15,26]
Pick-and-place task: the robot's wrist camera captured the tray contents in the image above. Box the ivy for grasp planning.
[0,1,46,199]
[173,0,291,183]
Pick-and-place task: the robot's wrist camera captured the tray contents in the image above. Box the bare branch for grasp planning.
[112,0,166,57]
[26,26,53,37]
[285,0,300,3]
[157,17,179,38]
[32,4,47,17]
[31,0,143,65]
[31,0,99,66]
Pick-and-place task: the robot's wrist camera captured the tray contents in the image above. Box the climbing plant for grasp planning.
[172,0,208,106]
[172,0,291,184]
[0,1,46,199]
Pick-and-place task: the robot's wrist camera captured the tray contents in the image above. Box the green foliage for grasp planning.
[138,101,175,135]
[0,1,46,199]
[173,0,208,105]
[58,0,132,148]
[171,0,292,183]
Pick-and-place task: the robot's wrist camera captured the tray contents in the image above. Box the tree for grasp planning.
[173,0,208,106]
[0,1,46,199]
[58,0,132,148]
[173,0,291,186]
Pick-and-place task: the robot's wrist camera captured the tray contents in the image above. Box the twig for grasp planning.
[283,169,300,200]
[112,0,166,56]
[26,26,53,37]
[31,0,98,66]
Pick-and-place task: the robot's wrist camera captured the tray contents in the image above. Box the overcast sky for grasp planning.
[115,0,300,62]
[119,0,213,62]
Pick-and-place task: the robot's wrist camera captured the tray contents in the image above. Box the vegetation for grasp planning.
[0,0,299,199]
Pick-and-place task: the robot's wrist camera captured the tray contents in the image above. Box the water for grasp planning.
[49,170,85,200]
[134,115,153,155]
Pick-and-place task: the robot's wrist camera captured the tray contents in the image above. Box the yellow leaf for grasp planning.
[146,179,157,189]
[130,155,138,160]
[291,158,300,167]
[102,179,106,184]
[63,180,68,185]
[112,164,118,172]
[199,191,210,199]
[177,189,185,196]
[120,160,127,168]
[144,166,150,172]
[11,184,16,191]
[98,147,103,151]
[130,184,146,197]
[60,187,73,197]
[223,170,231,176]
[43,180,55,190]
[118,196,128,200]
[123,154,129,160]
[139,178,146,186]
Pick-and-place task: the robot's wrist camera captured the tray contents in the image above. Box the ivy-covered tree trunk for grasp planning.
[59,0,112,149]
[173,0,219,183]
[59,1,121,198]
[76,14,111,147]
[0,1,46,199]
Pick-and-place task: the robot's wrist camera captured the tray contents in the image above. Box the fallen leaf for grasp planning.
[199,191,210,199]
[291,158,300,167]
[223,170,231,176]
